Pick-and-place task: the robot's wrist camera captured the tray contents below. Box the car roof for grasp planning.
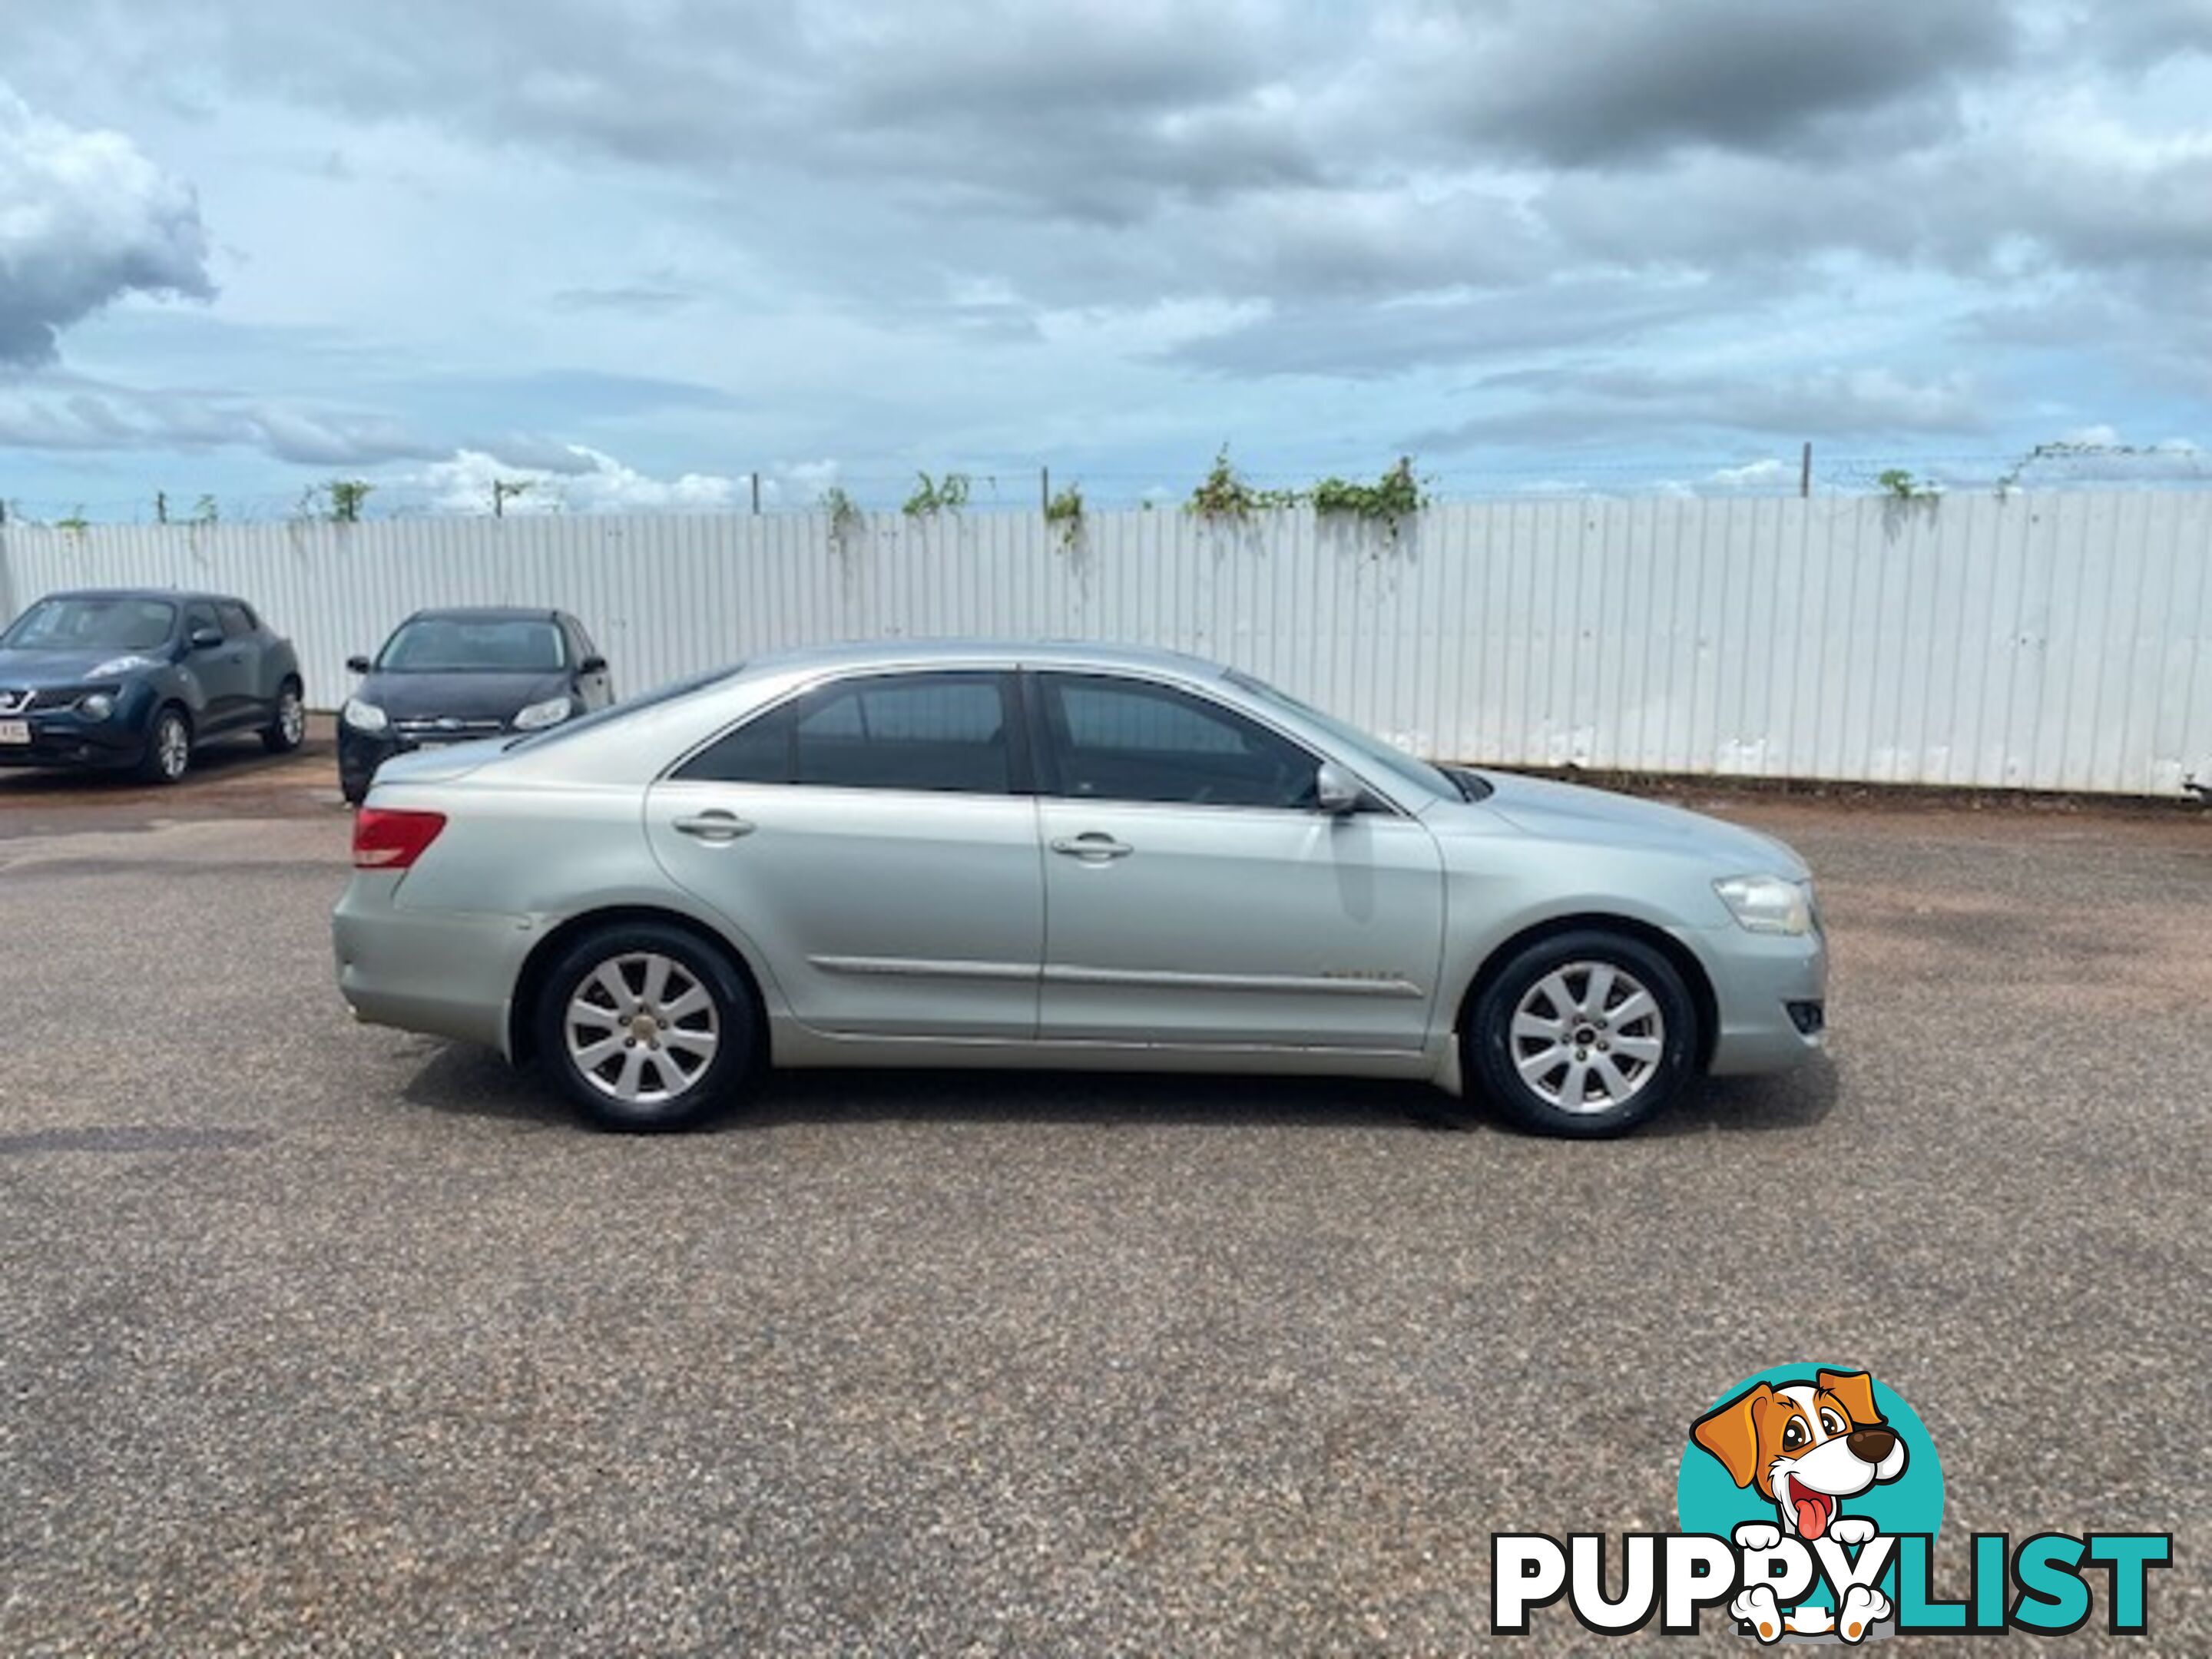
[736,637,1229,681]
[45,588,244,608]
[399,606,565,623]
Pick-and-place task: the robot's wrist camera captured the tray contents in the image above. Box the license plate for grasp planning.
[0,720,28,744]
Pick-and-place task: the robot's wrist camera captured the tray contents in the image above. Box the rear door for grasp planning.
[1028,671,1445,1051]
[644,669,1045,1039]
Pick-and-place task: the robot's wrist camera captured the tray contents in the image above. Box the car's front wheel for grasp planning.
[1466,929,1698,1137]
[263,679,306,753]
[532,922,759,1131]
[135,705,193,785]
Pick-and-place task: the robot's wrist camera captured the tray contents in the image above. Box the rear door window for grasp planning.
[677,671,1018,794]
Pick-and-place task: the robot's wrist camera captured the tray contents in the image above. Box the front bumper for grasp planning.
[333,874,537,1055]
[1682,923,1830,1076]
[338,721,518,800]
[0,690,156,770]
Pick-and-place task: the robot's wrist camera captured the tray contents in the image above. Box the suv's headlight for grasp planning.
[342,697,389,733]
[511,694,575,730]
[78,692,116,720]
[89,654,160,678]
[1715,874,1816,935]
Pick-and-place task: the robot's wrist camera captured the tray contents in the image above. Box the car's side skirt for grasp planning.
[767,1017,1457,1090]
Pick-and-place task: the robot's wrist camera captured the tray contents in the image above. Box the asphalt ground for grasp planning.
[1,743,2206,1655]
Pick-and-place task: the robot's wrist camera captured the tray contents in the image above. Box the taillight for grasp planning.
[353,807,447,870]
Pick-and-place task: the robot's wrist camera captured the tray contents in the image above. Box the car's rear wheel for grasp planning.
[533,922,758,1131]
[135,705,192,785]
[1466,929,1697,1137]
[263,679,306,753]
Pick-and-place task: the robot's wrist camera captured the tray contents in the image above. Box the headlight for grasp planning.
[1714,874,1816,935]
[342,697,389,733]
[511,695,575,731]
[78,692,115,720]
[89,654,160,677]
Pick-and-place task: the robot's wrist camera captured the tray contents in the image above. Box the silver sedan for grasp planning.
[333,641,1826,1136]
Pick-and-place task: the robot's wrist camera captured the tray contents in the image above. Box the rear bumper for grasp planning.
[1682,924,1830,1076]
[332,875,534,1056]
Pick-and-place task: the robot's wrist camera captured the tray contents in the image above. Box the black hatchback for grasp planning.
[339,607,614,803]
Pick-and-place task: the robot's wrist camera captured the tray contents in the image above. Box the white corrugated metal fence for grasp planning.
[1,491,2205,795]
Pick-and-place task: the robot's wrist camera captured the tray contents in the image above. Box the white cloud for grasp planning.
[419,446,742,514]
[1705,457,1791,491]
[0,81,212,364]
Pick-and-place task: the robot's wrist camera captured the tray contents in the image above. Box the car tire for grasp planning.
[532,922,759,1131]
[263,678,306,753]
[1465,929,1699,1137]
[135,705,193,785]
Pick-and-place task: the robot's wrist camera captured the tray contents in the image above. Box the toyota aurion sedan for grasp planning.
[333,642,1826,1137]
[0,588,305,783]
[338,607,614,803]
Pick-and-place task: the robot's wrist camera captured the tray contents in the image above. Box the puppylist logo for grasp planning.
[1493,1364,2172,1642]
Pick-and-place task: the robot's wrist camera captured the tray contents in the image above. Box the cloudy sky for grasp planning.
[5,0,2212,517]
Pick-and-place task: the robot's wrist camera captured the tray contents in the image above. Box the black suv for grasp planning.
[0,589,306,784]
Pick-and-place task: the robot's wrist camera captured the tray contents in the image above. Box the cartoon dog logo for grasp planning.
[1692,1369,1908,1641]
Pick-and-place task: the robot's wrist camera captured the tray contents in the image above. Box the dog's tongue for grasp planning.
[1795,1494,1829,1538]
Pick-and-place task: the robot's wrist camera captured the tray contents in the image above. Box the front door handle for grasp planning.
[1050,833,1133,861]
[674,811,755,842]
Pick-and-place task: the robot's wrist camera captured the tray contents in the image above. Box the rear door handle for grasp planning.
[1050,833,1133,861]
[674,811,755,842]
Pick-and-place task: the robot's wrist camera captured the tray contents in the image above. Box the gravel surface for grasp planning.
[0,768,2204,1654]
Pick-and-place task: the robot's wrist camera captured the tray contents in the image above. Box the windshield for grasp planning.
[504,663,747,752]
[379,616,567,673]
[2,596,177,653]
[1224,668,1460,802]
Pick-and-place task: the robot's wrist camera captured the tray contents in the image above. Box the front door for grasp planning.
[1028,671,1445,1051]
[644,669,1044,1039]
[183,601,254,730]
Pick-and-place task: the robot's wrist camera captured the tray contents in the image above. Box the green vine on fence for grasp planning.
[1188,446,1430,527]
[1044,482,1085,551]
[1310,456,1428,528]
[820,485,863,550]
[1877,468,1938,501]
[1186,445,1300,520]
[903,471,972,516]
[298,478,374,522]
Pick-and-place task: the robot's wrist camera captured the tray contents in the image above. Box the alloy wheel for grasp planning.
[156,716,190,780]
[561,951,722,1104]
[1508,959,1667,1114]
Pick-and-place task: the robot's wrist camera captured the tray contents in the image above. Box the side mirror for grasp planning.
[189,626,224,651]
[578,654,607,675]
[1313,761,1364,816]
[346,654,373,674]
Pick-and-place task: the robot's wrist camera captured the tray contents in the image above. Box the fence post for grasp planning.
[1800,442,1813,498]
[750,472,760,515]
[1041,465,1050,512]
